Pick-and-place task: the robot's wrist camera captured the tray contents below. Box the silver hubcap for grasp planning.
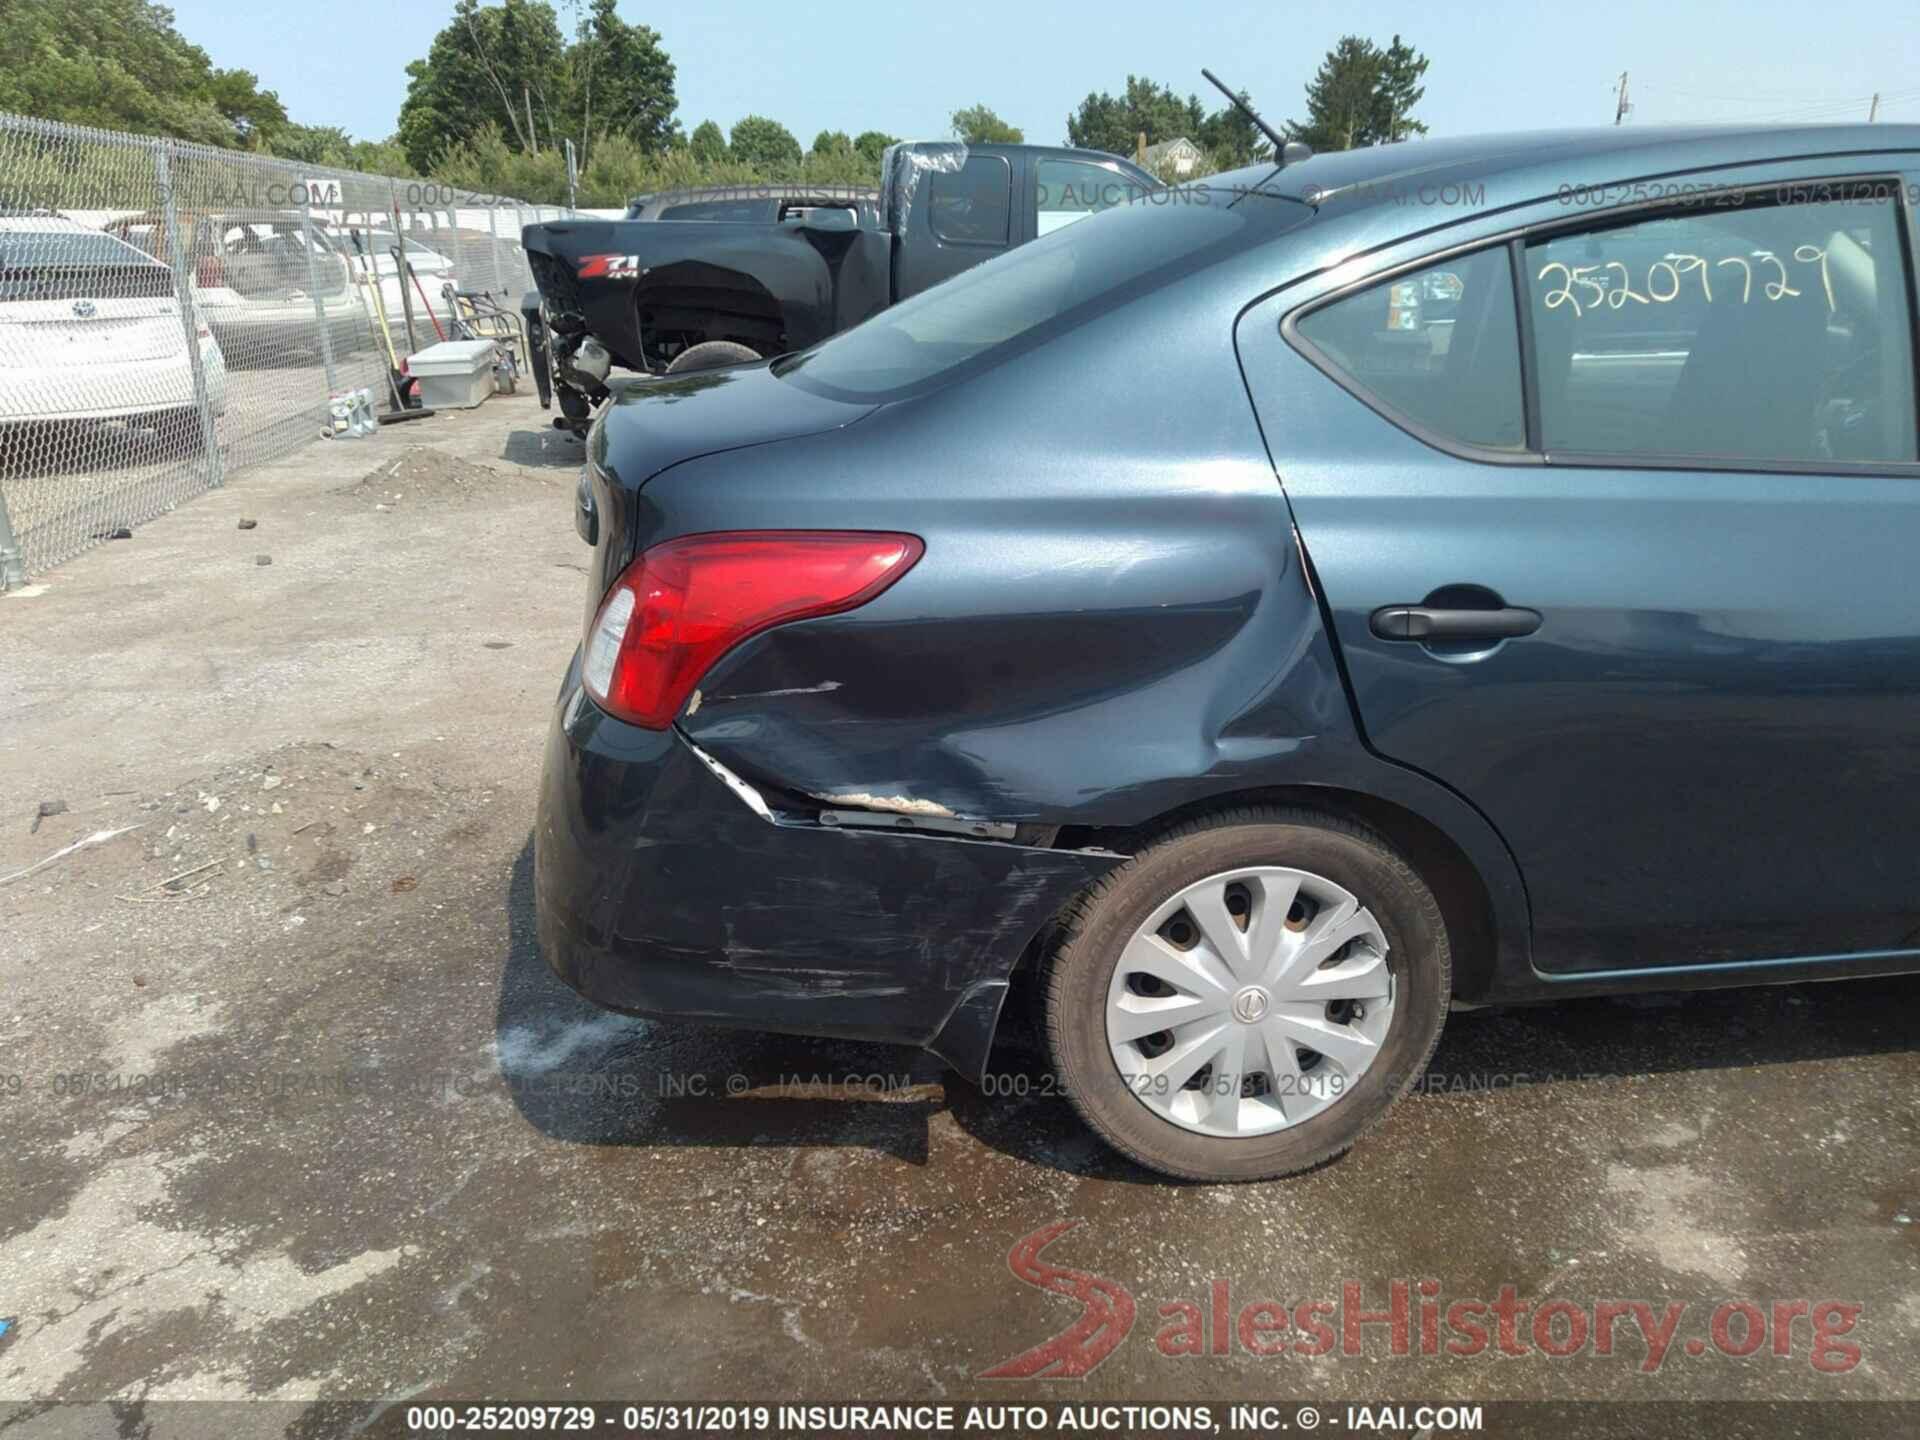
[1104,866,1395,1138]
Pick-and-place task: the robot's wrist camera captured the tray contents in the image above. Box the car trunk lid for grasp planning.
[0,293,189,366]
[579,361,880,621]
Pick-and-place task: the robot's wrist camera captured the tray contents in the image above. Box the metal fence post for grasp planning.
[153,141,224,488]
[0,485,25,590]
[299,173,341,402]
[485,202,501,299]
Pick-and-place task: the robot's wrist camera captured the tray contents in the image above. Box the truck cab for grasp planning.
[882,143,1154,299]
[521,141,1155,430]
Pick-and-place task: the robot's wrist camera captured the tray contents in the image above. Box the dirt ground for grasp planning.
[0,391,1916,1436]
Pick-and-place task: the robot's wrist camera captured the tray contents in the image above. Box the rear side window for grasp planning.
[928,155,1011,245]
[1526,192,1916,464]
[1295,246,1526,451]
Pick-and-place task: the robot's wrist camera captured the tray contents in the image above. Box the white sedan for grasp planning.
[0,215,228,442]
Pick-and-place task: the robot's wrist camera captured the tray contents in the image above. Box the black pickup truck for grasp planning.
[521,142,1153,429]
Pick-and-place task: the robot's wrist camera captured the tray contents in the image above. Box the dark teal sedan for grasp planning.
[538,124,1920,1180]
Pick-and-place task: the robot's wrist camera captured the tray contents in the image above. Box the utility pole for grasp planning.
[1868,93,1881,122]
[1614,72,1631,125]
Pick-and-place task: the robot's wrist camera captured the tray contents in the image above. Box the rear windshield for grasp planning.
[0,227,158,269]
[774,188,1308,402]
[660,199,772,222]
[0,227,170,300]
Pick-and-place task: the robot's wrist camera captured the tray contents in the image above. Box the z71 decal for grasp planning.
[576,254,646,280]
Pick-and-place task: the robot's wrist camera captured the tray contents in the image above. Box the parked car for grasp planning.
[0,213,227,449]
[624,184,882,224]
[340,228,459,334]
[521,142,1154,428]
[104,209,366,366]
[535,123,1920,1181]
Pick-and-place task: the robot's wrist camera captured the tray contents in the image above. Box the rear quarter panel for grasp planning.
[652,266,1533,996]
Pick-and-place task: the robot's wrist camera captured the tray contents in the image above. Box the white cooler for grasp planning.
[408,340,499,410]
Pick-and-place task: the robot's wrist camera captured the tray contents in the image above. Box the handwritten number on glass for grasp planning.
[1538,246,1834,317]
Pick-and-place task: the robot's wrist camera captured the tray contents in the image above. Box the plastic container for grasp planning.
[407,340,499,410]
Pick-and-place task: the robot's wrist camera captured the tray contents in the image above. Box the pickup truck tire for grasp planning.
[1043,806,1450,1181]
[666,341,762,374]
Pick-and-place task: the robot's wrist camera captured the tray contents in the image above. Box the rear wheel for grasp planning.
[666,340,762,374]
[1044,807,1449,1181]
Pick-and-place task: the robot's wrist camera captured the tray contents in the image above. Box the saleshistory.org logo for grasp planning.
[978,1222,1864,1378]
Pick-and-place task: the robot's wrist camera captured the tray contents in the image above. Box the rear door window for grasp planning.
[1293,246,1527,451]
[928,155,1011,246]
[1525,191,1916,464]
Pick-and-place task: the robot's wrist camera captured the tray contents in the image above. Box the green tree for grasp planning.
[1375,34,1430,142]
[346,138,415,176]
[1197,88,1269,168]
[265,123,356,166]
[688,119,727,163]
[950,104,1022,144]
[727,115,800,171]
[567,0,677,164]
[1065,77,1204,157]
[853,130,897,165]
[0,0,289,148]
[1287,35,1428,151]
[811,129,851,156]
[396,0,569,172]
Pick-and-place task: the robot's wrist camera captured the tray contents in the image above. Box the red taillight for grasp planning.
[581,531,923,729]
[194,255,225,289]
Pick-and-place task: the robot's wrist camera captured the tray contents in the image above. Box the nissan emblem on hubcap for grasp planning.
[1231,986,1271,1023]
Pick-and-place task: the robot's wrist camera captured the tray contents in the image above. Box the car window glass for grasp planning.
[1526,192,1917,464]
[1035,159,1141,236]
[107,222,165,259]
[929,155,1011,245]
[661,199,768,222]
[1295,246,1526,451]
[0,228,156,269]
[778,189,1309,403]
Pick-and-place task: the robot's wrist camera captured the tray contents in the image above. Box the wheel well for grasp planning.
[634,261,783,367]
[1045,785,1498,1000]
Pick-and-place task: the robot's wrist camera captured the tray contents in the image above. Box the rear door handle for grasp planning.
[1370,605,1542,642]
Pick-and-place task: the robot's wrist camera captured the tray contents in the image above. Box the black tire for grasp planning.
[1044,806,1450,1181]
[666,340,762,374]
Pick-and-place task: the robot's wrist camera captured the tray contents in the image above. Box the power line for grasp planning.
[1625,82,1920,127]
[1635,82,1877,105]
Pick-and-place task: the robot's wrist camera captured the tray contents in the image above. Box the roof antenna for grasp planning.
[1202,69,1312,167]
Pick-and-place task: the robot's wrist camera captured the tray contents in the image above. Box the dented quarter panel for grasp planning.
[534,649,1120,1075]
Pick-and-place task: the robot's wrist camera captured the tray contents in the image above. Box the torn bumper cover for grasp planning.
[534,657,1122,1080]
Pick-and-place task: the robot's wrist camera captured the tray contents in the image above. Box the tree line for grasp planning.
[2,0,1429,204]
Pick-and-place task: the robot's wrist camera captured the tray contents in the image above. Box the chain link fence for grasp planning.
[0,111,570,586]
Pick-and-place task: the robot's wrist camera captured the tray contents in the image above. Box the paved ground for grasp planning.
[1,391,1916,1434]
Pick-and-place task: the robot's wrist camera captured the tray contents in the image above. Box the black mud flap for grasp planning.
[522,292,552,410]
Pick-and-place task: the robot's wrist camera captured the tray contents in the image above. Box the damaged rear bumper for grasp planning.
[533,654,1121,1079]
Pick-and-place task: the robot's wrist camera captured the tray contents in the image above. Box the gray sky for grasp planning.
[168,0,1918,147]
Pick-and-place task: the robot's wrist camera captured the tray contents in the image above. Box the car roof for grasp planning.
[1239,124,1920,210]
[0,213,91,232]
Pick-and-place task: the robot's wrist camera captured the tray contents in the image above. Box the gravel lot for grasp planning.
[1,391,1916,1436]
